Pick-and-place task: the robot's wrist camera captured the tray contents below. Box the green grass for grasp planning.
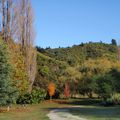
[0,102,62,120]
[0,99,120,120]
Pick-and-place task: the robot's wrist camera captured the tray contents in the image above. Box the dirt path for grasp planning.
[47,109,87,120]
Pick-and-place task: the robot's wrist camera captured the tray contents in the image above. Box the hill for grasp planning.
[35,42,120,98]
[37,42,117,66]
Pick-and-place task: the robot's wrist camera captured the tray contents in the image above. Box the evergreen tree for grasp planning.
[0,38,18,106]
[111,39,117,46]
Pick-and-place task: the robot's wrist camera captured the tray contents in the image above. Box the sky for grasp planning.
[31,0,120,48]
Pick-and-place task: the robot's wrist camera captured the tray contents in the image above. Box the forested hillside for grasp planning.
[46,42,117,64]
[35,42,120,100]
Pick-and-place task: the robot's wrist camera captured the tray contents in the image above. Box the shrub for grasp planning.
[103,98,114,106]
[30,88,47,103]
[95,74,113,100]
[111,93,120,105]
[17,88,46,104]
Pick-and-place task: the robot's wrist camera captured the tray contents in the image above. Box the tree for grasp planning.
[0,0,35,93]
[64,82,70,99]
[7,40,29,95]
[14,0,36,92]
[0,38,18,107]
[109,68,120,92]
[47,82,55,100]
[111,39,117,46]
[0,0,36,93]
[0,0,6,41]
[0,0,13,41]
[78,74,96,98]
[95,74,113,100]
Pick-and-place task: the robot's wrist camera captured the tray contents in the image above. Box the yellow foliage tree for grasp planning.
[7,40,29,95]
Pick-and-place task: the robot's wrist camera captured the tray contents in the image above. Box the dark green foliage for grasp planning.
[95,74,113,100]
[0,38,18,106]
[36,46,46,53]
[78,76,96,98]
[17,88,46,104]
[97,69,120,99]
[110,94,120,105]
[104,93,120,106]
[44,42,117,65]
[108,69,120,92]
[111,39,117,46]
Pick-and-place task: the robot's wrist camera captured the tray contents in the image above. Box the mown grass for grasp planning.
[0,101,62,120]
[0,99,119,120]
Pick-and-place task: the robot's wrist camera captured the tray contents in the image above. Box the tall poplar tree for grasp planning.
[15,0,36,92]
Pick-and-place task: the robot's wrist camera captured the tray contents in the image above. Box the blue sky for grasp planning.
[32,0,120,48]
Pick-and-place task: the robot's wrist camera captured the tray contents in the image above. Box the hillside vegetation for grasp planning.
[35,42,120,103]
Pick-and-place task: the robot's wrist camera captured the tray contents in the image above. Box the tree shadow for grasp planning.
[69,107,120,119]
[47,106,120,119]
[53,98,102,106]
[46,99,120,119]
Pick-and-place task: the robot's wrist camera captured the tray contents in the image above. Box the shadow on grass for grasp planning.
[69,107,120,119]
[46,99,120,119]
[53,98,102,106]
[47,106,120,119]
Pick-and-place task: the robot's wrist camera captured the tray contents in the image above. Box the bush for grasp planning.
[103,98,114,106]
[111,93,120,105]
[95,74,113,100]
[17,88,47,104]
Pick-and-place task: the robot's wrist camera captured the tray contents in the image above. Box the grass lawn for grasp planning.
[0,99,119,120]
[0,101,62,120]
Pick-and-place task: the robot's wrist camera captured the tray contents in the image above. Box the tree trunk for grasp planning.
[7,106,10,112]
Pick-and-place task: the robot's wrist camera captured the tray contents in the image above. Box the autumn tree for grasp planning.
[47,82,55,100]
[7,40,29,95]
[64,82,70,99]
[13,0,36,92]
[0,0,37,93]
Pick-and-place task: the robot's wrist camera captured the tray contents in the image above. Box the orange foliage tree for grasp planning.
[47,82,55,100]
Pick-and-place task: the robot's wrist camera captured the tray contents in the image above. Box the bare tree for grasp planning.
[15,0,36,92]
[0,0,13,41]
[0,0,6,40]
[6,0,13,38]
